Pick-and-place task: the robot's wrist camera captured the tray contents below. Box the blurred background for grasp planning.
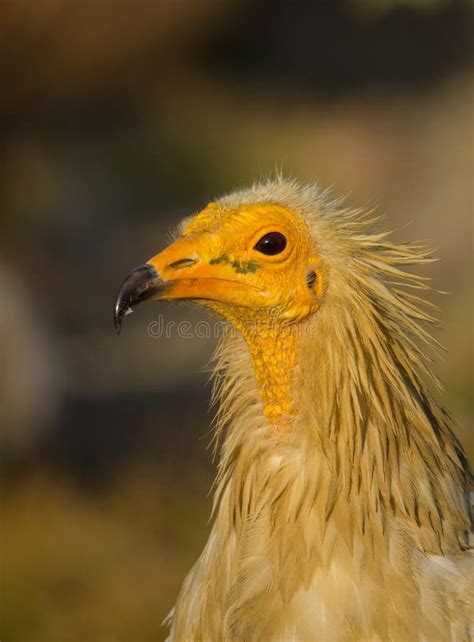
[0,0,472,640]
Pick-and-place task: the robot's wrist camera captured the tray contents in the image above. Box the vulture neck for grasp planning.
[234,319,300,423]
[212,296,469,562]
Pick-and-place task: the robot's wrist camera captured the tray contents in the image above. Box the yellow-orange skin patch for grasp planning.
[148,202,328,423]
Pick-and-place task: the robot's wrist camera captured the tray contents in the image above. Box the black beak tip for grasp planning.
[114,302,124,335]
[113,263,160,335]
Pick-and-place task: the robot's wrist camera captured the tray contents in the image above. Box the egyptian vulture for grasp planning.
[114,179,472,642]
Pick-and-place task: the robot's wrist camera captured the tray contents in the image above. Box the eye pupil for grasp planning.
[254,232,287,256]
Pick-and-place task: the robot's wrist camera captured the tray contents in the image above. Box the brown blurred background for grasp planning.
[0,1,472,640]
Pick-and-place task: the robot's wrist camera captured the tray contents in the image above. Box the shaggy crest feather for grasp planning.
[153,178,472,642]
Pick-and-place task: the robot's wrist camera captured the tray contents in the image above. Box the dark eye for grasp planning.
[254,231,287,256]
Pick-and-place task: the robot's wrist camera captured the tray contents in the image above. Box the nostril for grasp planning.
[168,258,197,270]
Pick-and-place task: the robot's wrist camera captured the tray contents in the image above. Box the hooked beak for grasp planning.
[114,232,263,334]
[113,264,170,334]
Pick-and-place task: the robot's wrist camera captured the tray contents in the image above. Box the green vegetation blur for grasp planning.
[0,1,472,640]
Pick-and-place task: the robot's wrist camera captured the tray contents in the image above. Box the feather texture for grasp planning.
[166,178,472,641]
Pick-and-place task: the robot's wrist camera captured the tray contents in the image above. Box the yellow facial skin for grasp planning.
[149,203,326,319]
[147,202,328,422]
